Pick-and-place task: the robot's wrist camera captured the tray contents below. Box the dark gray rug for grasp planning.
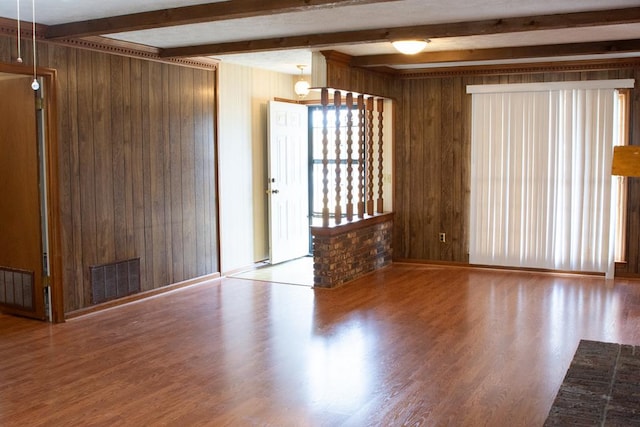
[545,339,640,426]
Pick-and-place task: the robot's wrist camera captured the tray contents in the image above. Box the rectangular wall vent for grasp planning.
[0,267,34,310]
[90,258,140,304]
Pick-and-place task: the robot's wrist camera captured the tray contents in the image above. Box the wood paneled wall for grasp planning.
[324,54,401,99]
[0,36,219,312]
[396,76,469,262]
[326,62,640,275]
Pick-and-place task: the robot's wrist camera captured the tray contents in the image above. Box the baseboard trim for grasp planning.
[65,272,221,320]
[393,259,605,277]
[222,260,269,277]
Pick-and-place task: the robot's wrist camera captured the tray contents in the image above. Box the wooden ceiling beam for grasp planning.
[395,57,640,79]
[45,0,399,39]
[159,7,640,58]
[351,39,640,67]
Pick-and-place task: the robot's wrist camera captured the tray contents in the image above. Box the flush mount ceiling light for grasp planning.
[294,64,310,99]
[391,39,430,55]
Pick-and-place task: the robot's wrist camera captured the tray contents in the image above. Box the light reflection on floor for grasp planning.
[231,256,313,287]
[4,264,640,425]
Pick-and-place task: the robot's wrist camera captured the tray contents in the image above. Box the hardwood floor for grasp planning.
[1,264,640,426]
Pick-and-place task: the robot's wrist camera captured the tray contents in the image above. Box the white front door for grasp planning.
[267,101,309,265]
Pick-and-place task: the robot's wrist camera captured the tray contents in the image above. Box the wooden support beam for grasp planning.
[366,97,375,216]
[334,91,342,224]
[158,7,640,57]
[321,88,330,227]
[345,93,354,222]
[352,39,640,67]
[45,0,400,39]
[357,95,365,219]
[376,98,384,214]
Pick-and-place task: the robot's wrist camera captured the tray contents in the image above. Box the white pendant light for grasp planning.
[294,65,310,99]
[392,39,429,55]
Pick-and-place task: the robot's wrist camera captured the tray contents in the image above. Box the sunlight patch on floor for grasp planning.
[230,256,314,287]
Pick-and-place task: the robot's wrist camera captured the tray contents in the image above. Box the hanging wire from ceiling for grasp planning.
[30,0,39,90]
[16,0,22,63]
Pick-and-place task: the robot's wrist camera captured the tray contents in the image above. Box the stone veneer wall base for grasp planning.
[311,213,393,288]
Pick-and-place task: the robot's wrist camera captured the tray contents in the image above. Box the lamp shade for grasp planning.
[294,79,310,97]
[612,145,640,177]
[392,40,428,55]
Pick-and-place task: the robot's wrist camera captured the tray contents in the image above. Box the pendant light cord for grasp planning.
[31,0,36,78]
[16,0,21,62]
[30,0,39,90]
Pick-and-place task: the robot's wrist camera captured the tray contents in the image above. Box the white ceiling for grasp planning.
[1,0,640,74]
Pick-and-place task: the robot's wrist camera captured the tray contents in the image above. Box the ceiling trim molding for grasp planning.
[0,18,217,70]
[64,37,219,70]
[0,17,47,41]
[45,0,401,39]
[395,57,640,79]
[316,54,640,78]
[159,7,640,57]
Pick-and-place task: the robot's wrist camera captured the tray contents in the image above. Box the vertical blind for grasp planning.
[467,80,634,277]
